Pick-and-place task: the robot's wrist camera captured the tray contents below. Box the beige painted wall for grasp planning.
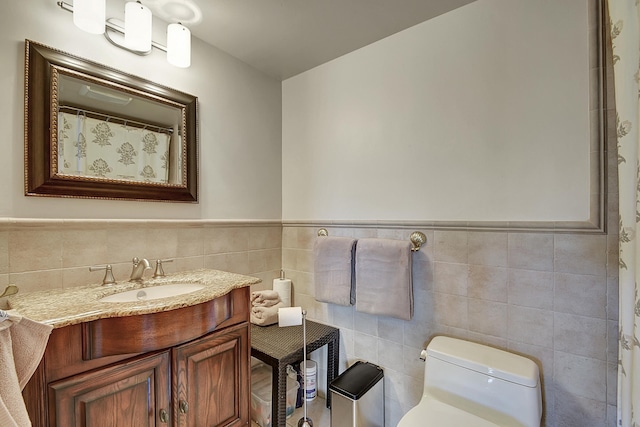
[282,0,594,222]
[0,0,282,220]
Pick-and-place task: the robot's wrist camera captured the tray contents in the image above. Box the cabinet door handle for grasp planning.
[179,399,189,414]
[159,409,169,423]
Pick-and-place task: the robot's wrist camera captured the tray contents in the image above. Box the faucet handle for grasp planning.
[153,259,174,278]
[89,264,116,286]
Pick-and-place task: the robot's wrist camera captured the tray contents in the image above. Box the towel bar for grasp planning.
[316,229,427,252]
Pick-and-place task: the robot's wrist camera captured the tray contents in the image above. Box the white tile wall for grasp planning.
[282,220,617,427]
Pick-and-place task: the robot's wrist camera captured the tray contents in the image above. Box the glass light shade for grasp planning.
[125,1,153,52]
[73,0,106,34]
[167,23,191,68]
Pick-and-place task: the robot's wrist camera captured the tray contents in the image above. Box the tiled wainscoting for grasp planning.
[0,215,619,427]
[0,208,619,427]
[282,222,619,427]
[0,220,283,308]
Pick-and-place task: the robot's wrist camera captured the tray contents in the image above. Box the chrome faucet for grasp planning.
[130,257,151,282]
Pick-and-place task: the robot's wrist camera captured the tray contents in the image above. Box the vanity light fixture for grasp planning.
[124,1,152,52]
[72,0,105,34]
[167,22,191,68]
[57,0,192,68]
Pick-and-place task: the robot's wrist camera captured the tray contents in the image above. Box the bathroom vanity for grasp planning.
[9,269,259,427]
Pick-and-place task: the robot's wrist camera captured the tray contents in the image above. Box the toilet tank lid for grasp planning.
[426,336,539,388]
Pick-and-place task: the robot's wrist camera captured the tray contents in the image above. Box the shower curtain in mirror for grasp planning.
[57,111,171,184]
[609,0,640,425]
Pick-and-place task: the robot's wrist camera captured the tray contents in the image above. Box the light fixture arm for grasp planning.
[104,18,152,56]
[56,1,167,53]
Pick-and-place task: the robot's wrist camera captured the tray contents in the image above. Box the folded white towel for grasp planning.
[355,238,413,320]
[252,297,281,308]
[0,310,53,427]
[251,290,281,304]
[251,302,285,326]
[314,236,357,306]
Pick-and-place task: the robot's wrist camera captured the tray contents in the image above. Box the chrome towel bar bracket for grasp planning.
[409,231,427,252]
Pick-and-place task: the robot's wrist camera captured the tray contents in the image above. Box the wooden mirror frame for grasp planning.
[24,40,198,202]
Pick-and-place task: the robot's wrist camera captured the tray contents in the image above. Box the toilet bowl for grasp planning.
[398,336,542,427]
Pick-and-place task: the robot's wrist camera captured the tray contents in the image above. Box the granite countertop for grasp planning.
[7,269,260,328]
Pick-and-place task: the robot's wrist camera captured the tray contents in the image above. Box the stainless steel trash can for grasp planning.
[329,361,384,427]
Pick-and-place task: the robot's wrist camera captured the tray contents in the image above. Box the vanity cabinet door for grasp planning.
[49,351,171,427]
[173,323,249,427]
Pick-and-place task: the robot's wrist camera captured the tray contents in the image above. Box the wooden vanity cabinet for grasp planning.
[49,350,172,426]
[174,324,249,427]
[23,287,250,427]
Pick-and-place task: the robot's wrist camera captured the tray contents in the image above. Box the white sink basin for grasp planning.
[99,283,205,303]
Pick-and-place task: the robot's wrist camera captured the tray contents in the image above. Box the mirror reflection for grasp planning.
[56,73,183,185]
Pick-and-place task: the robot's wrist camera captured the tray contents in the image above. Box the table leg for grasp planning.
[326,332,340,408]
[272,362,288,427]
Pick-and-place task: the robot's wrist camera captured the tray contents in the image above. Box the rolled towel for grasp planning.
[251,302,285,326]
[252,297,281,308]
[251,290,281,304]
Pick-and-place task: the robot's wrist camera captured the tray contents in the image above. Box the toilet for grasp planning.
[398,336,542,427]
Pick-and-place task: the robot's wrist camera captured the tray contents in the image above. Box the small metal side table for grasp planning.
[250,320,340,427]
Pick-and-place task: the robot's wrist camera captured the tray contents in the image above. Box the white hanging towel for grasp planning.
[314,236,357,306]
[355,238,413,320]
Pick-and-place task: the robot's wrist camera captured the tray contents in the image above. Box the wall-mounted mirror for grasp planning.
[24,40,198,202]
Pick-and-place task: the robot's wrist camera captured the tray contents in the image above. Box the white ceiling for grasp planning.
[140,0,477,80]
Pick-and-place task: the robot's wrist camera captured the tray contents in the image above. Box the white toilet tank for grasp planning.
[422,336,542,427]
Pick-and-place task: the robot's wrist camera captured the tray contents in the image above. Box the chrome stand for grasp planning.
[297,310,313,427]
